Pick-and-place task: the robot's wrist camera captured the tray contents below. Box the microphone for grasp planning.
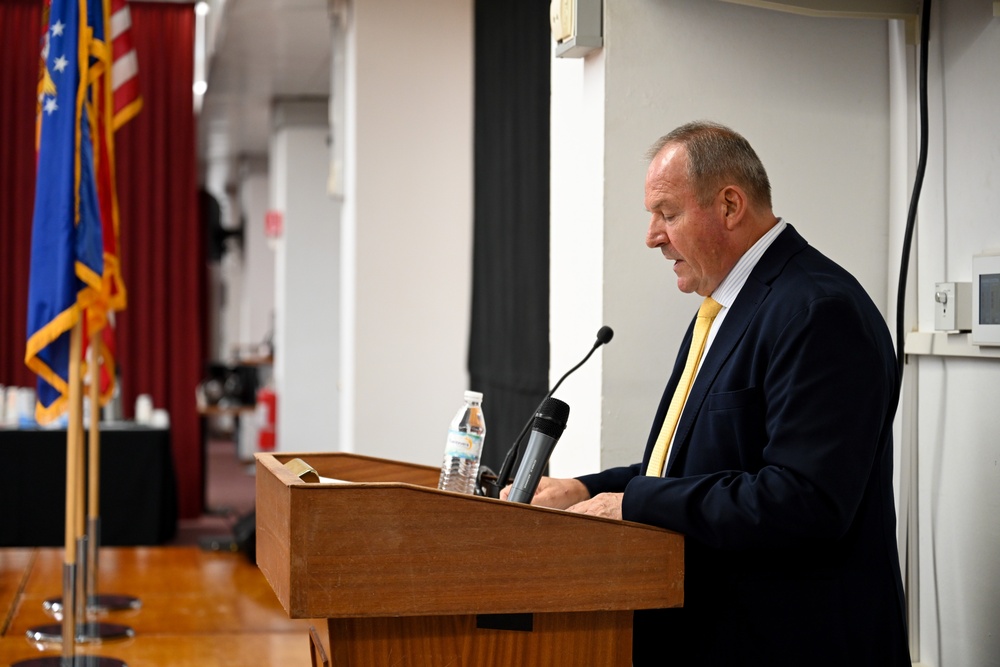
[595,325,614,346]
[506,397,570,504]
[483,325,614,499]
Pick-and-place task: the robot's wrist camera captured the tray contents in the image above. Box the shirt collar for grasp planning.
[711,218,787,308]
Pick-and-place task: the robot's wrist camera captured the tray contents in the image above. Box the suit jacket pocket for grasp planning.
[701,386,766,472]
[706,386,761,412]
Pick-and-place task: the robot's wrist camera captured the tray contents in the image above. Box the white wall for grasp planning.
[549,48,607,478]
[911,2,1000,665]
[238,157,274,351]
[232,157,273,459]
[236,0,472,464]
[339,0,473,464]
[271,99,340,453]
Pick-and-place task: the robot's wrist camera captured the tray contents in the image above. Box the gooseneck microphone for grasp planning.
[594,325,614,347]
[507,397,570,504]
[485,325,614,499]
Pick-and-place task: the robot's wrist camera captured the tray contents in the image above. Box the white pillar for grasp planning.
[237,155,274,352]
[233,155,274,459]
[339,0,473,466]
[548,49,607,478]
[270,99,340,453]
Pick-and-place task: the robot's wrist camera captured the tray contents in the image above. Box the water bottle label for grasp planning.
[444,430,483,459]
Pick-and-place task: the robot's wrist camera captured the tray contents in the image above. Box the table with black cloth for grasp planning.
[0,424,178,546]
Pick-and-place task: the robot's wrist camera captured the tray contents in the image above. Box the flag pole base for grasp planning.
[43,595,142,615]
[26,621,135,645]
[13,656,127,666]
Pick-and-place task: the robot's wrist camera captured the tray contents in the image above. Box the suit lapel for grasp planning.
[663,225,807,475]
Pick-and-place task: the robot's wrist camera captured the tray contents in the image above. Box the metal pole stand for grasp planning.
[43,518,141,615]
[16,561,127,667]
[28,538,134,645]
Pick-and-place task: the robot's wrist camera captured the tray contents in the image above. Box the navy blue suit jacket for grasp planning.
[578,225,910,666]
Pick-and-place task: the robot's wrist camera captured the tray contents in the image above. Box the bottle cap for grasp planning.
[464,390,483,403]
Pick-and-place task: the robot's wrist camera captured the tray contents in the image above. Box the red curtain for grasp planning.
[0,0,207,519]
[0,0,42,391]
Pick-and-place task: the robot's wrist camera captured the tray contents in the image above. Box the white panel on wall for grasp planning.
[915,357,1000,666]
[912,2,1000,665]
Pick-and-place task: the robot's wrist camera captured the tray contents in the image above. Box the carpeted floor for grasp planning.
[169,437,257,549]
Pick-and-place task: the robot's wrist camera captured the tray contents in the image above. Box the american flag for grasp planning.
[110,0,142,129]
[88,0,142,405]
[25,0,142,420]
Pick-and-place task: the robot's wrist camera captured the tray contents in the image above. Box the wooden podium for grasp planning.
[255,452,684,667]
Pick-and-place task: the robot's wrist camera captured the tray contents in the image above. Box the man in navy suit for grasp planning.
[511,122,911,665]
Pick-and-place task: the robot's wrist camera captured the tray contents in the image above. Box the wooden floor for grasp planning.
[0,546,319,666]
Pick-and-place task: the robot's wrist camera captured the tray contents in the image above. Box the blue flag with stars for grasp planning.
[25,0,105,423]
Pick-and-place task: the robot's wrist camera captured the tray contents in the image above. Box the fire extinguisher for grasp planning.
[256,383,277,451]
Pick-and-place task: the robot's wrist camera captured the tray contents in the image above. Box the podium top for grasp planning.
[255,452,683,619]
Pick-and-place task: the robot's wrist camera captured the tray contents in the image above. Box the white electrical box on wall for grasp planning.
[971,253,1000,345]
[550,0,602,58]
[934,282,972,332]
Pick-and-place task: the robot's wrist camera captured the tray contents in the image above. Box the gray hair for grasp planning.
[646,121,772,209]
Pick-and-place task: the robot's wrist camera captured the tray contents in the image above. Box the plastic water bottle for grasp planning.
[437,391,486,494]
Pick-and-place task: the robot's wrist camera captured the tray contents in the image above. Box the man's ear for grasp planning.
[720,185,747,230]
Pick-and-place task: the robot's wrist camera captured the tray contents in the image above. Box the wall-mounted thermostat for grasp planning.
[971,253,1000,346]
[934,281,971,332]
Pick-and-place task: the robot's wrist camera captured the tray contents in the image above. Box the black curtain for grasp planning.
[470,1,551,477]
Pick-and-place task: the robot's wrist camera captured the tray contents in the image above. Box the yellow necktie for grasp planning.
[645,297,723,477]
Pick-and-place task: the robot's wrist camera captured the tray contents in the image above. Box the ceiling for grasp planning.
[192,0,926,183]
[196,0,332,180]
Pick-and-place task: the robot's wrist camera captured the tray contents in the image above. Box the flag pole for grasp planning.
[73,363,86,633]
[39,336,139,632]
[15,325,92,660]
[20,331,131,665]
[84,331,141,614]
[87,334,100,607]
[28,333,131,648]
[63,322,82,659]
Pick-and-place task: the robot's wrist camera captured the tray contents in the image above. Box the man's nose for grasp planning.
[646,217,663,249]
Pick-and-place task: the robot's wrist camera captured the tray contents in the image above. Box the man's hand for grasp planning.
[499,476,590,509]
[567,492,624,521]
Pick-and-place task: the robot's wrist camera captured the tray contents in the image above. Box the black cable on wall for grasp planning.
[896,0,932,379]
